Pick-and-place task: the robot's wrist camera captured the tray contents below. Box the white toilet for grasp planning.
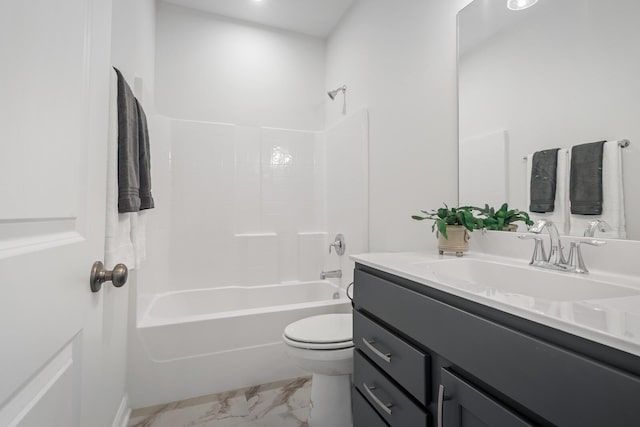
[283,313,353,427]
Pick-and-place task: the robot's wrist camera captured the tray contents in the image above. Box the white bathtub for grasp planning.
[128,281,351,407]
[143,281,345,324]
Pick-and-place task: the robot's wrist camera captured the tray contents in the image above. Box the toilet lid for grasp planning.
[284,314,352,344]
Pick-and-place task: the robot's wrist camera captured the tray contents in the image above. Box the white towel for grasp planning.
[526,149,570,234]
[569,141,626,238]
[130,210,148,267]
[105,69,146,269]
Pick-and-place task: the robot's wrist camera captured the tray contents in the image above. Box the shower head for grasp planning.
[327,85,347,100]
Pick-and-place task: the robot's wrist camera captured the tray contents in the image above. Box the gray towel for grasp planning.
[114,68,154,213]
[529,148,560,213]
[136,99,154,210]
[570,140,605,215]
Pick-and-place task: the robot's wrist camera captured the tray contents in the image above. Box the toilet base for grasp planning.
[308,373,352,427]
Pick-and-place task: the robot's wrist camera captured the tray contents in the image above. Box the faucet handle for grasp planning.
[584,220,612,237]
[529,219,552,234]
[567,239,606,274]
[518,234,547,265]
[576,239,606,247]
[329,233,346,256]
[517,234,542,240]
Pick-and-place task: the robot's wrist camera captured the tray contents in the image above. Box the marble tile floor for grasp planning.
[128,377,312,427]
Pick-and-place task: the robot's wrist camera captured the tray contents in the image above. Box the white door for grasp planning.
[0,1,114,426]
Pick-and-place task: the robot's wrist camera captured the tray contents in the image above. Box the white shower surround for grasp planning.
[140,112,368,295]
[128,111,368,408]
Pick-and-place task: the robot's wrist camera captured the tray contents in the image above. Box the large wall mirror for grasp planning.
[457,0,640,240]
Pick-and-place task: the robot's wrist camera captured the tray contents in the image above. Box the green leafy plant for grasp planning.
[466,203,533,231]
[412,204,483,239]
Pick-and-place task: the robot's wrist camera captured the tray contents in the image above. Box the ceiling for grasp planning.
[458,0,542,56]
[162,0,355,38]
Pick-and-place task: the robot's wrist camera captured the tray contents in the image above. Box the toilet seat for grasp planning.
[283,335,353,350]
[283,314,353,350]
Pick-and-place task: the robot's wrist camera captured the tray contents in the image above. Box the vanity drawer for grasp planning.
[352,386,389,427]
[354,350,429,427]
[354,310,430,404]
[354,268,640,426]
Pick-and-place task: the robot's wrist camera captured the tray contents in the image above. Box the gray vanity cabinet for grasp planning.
[440,369,532,427]
[354,310,430,403]
[353,386,390,427]
[352,263,640,427]
[354,351,429,426]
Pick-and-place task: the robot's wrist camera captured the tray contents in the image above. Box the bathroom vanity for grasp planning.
[351,253,640,427]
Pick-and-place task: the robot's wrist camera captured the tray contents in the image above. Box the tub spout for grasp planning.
[320,270,342,280]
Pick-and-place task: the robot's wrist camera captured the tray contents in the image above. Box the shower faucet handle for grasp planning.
[329,234,346,256]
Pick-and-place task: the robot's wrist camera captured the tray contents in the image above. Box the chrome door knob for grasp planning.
[90,261,128,292]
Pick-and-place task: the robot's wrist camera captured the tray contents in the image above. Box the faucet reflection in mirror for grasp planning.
[585,219,613,238]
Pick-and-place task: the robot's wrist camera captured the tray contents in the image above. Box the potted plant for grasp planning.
[467,203,533,232]
[412,204,483,256]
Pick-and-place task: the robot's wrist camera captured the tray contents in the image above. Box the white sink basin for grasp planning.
[416,259,640,302]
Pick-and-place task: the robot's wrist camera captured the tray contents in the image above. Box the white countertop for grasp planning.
[351,251,640,358]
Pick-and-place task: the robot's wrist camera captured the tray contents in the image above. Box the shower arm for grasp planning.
[327,85,347,115]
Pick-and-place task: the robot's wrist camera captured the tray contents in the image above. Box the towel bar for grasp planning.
[522,139,630,161]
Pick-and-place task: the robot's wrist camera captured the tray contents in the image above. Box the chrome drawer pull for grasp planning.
[363,383,393,415]
[362,338,391,363]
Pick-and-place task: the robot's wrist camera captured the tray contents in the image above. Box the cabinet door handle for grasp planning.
[363,383,393,415]
[437,384,451,427]
[362,338,392,363]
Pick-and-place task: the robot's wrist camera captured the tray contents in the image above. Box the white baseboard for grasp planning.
[112,393,131,427]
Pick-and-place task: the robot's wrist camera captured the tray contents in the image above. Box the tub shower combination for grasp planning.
[127,111,368,408]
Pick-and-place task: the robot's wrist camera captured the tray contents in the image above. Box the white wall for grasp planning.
[325,0,473,252]
[325,110,370,285]
[111,0,156,111]
[108,0,156,422]
[155,2,326,130]
[459,0,640,239]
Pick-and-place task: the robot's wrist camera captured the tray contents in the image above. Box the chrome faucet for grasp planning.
[584,219,612,237]
[519,219,606,274]
[529,220,568,267]
[320,270,342,280]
